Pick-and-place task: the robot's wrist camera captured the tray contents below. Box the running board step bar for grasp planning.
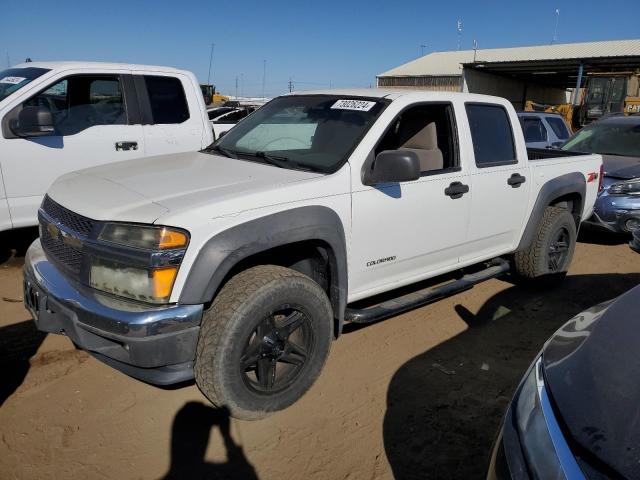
[345,258,510,324]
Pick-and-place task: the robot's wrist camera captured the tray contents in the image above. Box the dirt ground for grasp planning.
[1,227,638,480]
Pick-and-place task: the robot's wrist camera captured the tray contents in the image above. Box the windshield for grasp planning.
[211,95,388,173]
[0,67,50,103]
[562,121,640,157]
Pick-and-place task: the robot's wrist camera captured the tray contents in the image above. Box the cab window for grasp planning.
[375,103,458,174]
[23,75,126,135]
[466,103,516,167]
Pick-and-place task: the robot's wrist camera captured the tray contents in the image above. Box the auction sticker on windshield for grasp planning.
[0,76,26,84]
[331,99,376,112]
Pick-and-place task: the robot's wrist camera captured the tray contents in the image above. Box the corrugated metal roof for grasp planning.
[378,39,640,77]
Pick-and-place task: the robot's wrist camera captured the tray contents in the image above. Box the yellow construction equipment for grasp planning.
[200,84,230,106]
[525,71,640,131]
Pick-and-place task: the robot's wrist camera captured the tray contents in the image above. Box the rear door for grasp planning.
[134,73,206,156]
[0,70,145,228]
[349,101,472,299]
[460,102,531,263]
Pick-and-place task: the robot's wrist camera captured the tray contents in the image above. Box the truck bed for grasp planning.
[527,148,584,161]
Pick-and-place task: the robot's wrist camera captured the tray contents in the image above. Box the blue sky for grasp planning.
[1,0,638,97]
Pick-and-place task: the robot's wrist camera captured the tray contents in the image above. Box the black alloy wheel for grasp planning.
[240,306,314,393]
[548,226,570,272]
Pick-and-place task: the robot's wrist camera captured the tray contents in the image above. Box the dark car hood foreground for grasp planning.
[603,155,640,180]
[543,285,640,478]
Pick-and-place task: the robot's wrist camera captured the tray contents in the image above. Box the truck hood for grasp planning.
[542,286,640,479]
[47,151,326,223]
[602,155,640,180]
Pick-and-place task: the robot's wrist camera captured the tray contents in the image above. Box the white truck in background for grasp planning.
[24,89,602,420]
[0,61,214,232]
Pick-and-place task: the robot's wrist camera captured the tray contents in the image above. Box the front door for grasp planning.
[350,102,471,301]
[0,72,145,227]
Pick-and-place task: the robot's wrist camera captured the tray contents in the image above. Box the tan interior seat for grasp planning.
[399,122,444,172]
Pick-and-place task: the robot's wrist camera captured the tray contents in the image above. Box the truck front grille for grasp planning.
[40,225,84,274]
[41,195,95,237]
[39,196,95,275]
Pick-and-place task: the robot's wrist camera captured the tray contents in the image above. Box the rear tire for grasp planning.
[194,265,333,420]
[514,206,577,283]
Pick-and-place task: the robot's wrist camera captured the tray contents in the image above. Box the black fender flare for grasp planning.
[179,206,348,331]
[516,172,586,252]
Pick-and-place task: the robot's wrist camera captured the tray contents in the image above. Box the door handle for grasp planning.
[507,173,526,188]
[444,181,469,199]
[115,141,138,151]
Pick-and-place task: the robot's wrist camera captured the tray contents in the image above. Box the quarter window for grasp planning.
[144,76,189,124]
[521,117,547,143]
[546,117,570,140]
[466,104,516,167]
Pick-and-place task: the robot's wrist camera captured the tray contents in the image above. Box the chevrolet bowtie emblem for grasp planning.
[47,222,60,240]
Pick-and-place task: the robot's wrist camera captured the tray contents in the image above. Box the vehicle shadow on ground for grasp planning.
[578,228,628,246]
[0,226,39,264]
[382,272,640,480]
[0,320,46,406]
[161,402,259,480]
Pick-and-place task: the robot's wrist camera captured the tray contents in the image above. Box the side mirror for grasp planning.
[10,106,54,137]
[218,130,227,139]
[365,150,421,185]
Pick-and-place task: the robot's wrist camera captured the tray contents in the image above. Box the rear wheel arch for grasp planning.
[179,206,348,334]
[516,173,586,253]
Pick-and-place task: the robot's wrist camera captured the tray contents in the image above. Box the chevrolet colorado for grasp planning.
[24,90,602,419]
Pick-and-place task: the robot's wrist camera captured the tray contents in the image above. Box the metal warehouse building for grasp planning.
[377,39,640,109]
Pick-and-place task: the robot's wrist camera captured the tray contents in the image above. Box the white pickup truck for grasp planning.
[0,61,213,231]
[23,89,602,419]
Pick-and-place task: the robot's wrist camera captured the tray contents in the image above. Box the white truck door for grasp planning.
[461,102,531,263]
[350,102,471,301]
[135,73,206,156]
[0,165,10,231]
[0,71,145,229]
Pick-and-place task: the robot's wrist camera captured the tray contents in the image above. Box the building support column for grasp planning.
[572,63,584,105]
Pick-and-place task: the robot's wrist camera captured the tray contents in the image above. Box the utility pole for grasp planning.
[235,75,238,99]
[207,42,215,85]
[420,44,427,56]
[262,59,266,99]
[240,73,244,97]
[5,52,10,68]
[288,78,294,93]
[552,9,560,44]
[457,20,463,51]
[473,39,478,62]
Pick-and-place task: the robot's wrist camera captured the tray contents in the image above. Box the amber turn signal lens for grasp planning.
[152,267,178,300]
[158,228,188,249]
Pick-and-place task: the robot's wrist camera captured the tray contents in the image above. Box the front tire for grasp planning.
[194,265,333,420]
[514,206,577,282]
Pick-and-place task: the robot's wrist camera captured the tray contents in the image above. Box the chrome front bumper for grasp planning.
[23,239,203,385]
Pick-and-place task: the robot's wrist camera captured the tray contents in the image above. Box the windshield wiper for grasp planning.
[203,143,238,159]
[253,151,294,169]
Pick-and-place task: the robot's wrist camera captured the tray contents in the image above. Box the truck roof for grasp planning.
[288,88,512,104]
[12,61,190,75]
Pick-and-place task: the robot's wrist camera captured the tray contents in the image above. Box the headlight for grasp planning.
[608,179,640,196]
[90,258,178,304]
[99,223,188,249]
[515,358,584,479]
